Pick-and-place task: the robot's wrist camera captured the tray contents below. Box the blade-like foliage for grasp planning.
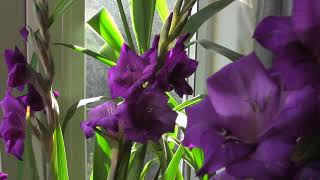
[166,92,179,108]
[30,52,39,69]
[164,144,185,180]
[25,109,39,180]
[188,39,243,61]
[156,0,169,23]
[129,0,156,53]
[183,0,235,37]
[87,8,125,52]
[61,96,110,134]
[92,133,112,180]
[173,94,205,111]
[50,0,75,25]
[139,159,158,180]
[51,123,69,180]
[98,43,119,62]
[128,144,147,180]
[55,43,116,67]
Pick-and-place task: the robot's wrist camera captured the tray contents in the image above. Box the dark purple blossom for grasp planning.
[183,54,318,178]
[0,172,7,180]
[4,47,44,112]
[81,86,177,143]
[108,43,158,99]
[0,91,26,160]
[158,34,198,97]
[117,86,177,143]
[254,0,320,90]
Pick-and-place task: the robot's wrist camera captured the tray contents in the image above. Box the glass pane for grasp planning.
[85,1,175,179]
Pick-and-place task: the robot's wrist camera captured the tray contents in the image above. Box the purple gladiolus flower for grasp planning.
[108,43,158,99]
[81,86,177,143]
[158,34,198,97]
[118,86,177,143]
[254,0,320,90]
[0,172,7,180]
[0,91,26,160]
[4,47,44,112]
[183,54,319,178]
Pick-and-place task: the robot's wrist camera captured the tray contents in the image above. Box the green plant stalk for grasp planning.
[116,0,136,50]
[108,140,133,180]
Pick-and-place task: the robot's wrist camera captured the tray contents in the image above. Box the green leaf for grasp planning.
[129,0,156,53]
[51,123,69,180]
[183,0,235,36]
[50,0,75,25]
[187,39,243,61]
[98,43,119,62]
[156,0,169,23]
[167,126,179,150]
[140,159,158,180]
[62,96,111,134]
[192,148,204,170]
[55,43,116,67]
[87,8,125,52]
[30,52,39,69]
[164,144,185,180]
[173,94,205,111]
[128,144,147,180]
[192,148,209,180]
[24,112,39,180]
[92,132,112,180]
[166,92,179,108]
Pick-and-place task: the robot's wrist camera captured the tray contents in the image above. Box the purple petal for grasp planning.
[227,137,294,179]
[271,43,320,90]
[184,98,251,175]
[20,27,29,41]
[4,47,27,73]
[207,53,279,142]
[7,63,29,88]
[158,40,198,97]
[53,90,60,98]
[0,172,7,180]
[80,102,118,138]
[292,0,320,56]
[119,87,177,143]
[108,44,158,99]
[183,97,219,148]
[0,92,26,160]
[261,86,319,140]
[254,16,297,52]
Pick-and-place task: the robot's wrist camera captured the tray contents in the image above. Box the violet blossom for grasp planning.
[157,34,198,97]
[108,44,158,99]
[254,0,320,90]
[183,54,319,179]
[0,91,26,160]
[4,47,44,112]
[81,86,177,143]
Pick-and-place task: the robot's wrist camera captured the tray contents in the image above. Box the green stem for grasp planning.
[108,140,133,180]
[116,0,136,51]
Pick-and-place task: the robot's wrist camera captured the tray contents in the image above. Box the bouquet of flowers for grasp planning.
[1,0,320,179]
